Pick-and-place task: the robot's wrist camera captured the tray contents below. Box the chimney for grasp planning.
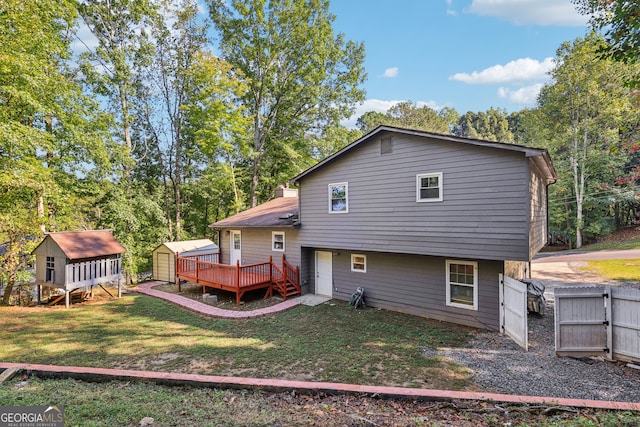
[275,184,298,198]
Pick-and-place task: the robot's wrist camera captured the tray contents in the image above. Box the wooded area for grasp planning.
[1,0,639,303]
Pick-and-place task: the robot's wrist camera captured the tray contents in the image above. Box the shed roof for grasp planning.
[37,230,126,260]
[210,197,299,228]
[292,125,557,184]
[157,239,218,254]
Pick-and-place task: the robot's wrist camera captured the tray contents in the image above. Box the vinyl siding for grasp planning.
[529,160,549,259]
[298,133,531,261]
[33,238,68,287]
[305,247,502,330]
[218,228,301,268]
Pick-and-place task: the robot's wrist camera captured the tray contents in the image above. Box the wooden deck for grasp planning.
[176,255,300,305]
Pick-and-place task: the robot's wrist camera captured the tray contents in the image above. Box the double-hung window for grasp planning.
[416,172,443,202]
[329,182,348,213]
[351,254,366,273]
[446,260,478,310]
[272,231,285,251]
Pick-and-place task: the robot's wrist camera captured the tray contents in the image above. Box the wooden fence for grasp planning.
[555,286,640,363]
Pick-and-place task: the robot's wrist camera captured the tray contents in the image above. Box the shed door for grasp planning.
[230,231,241,265]
[315,251,332,297]
[156,252,171,282]
[499,274,528,351]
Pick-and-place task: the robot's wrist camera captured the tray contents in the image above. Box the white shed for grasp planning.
[152,239,219,283]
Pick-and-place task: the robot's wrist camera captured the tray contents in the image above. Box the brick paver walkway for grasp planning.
[131,281,300,319]
[1,362,639,411]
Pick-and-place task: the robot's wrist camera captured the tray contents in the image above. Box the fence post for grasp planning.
[605,286,613,360]
[176,253,181,292]
[236,260,240,291]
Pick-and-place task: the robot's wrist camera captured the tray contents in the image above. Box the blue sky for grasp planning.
[330,0,591,126]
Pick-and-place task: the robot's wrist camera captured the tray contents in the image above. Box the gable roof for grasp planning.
[210,197,299,228]
[156,239,218,255]
[37,230,126,260]
[292,125,557,184]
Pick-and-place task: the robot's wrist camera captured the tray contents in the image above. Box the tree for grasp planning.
[356,102,456,134]
[537,34,636,248]
[182,52,252,216]
[454,108,514,142]
[134,0,211,241]
[78,0,157,176]
[574,0,640,66]
[0,0,109,303]
[209,0,366,207]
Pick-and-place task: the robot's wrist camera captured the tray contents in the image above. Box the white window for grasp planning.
[329,182,348,213]
[272,231,285,251]
[446,260,478,310]
[351,254,366,273]
[416,172,443,202]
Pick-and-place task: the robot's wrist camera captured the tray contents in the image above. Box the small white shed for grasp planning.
[152,239,218,283]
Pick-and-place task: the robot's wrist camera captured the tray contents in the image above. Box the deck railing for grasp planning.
[282,255,301,294]
[65,258,122,290]
[175,254,300,303]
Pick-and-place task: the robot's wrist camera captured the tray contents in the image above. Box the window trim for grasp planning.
[271,231,285,252]
[416,172,443,202]
[328,182,349,213]
[351,254,367,273]
[445,259,478,311]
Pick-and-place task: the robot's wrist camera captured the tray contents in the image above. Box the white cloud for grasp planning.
[446,0,457,15]
[497,83,544,105]
[467,0,588,26]
[449,57,554,84]
[383,67,399,78]
[341,99,444,129]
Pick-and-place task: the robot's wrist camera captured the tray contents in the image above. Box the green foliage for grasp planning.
[536,34,637,247]
[453,108,514,142]
[574,0,640,67]
[356,101,455,134]
[209,0,367,206]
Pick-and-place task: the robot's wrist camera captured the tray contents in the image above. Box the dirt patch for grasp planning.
[591,225,640,245]
[153,281,284,311]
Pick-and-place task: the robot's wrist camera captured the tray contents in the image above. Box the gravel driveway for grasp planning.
[432,260,640,403]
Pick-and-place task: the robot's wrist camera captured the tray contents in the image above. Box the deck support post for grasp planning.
[65,290,70,309]
[117,278,122,298]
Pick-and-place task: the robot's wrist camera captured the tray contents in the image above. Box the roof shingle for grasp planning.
[45,230,126,260]
[210,197,299,228]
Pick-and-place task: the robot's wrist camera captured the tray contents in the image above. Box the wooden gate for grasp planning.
[499,274,528,351]
[555,286,640,363]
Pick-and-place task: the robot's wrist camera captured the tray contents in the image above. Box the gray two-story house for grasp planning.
[212,126,556,330]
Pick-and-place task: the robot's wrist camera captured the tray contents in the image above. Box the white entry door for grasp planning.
[315,251,333,297]
[230,231,241,265]
[499,274,528,351]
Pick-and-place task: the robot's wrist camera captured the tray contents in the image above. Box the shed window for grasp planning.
[272,231,285,252]
[351,254,366,273]
[46,256,55,282]
[446,260,478,310]
[329,182,348,213]
[416,172,443,202]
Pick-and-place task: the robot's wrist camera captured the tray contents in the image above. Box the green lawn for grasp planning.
[1,377,638,427]
[0,295,473,390]
[583,259,640,282]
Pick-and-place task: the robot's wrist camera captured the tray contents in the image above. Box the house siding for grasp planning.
[305,247,502,330]
[298,133,531,261]
[218,228,301,268]
[529,160,549,259]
